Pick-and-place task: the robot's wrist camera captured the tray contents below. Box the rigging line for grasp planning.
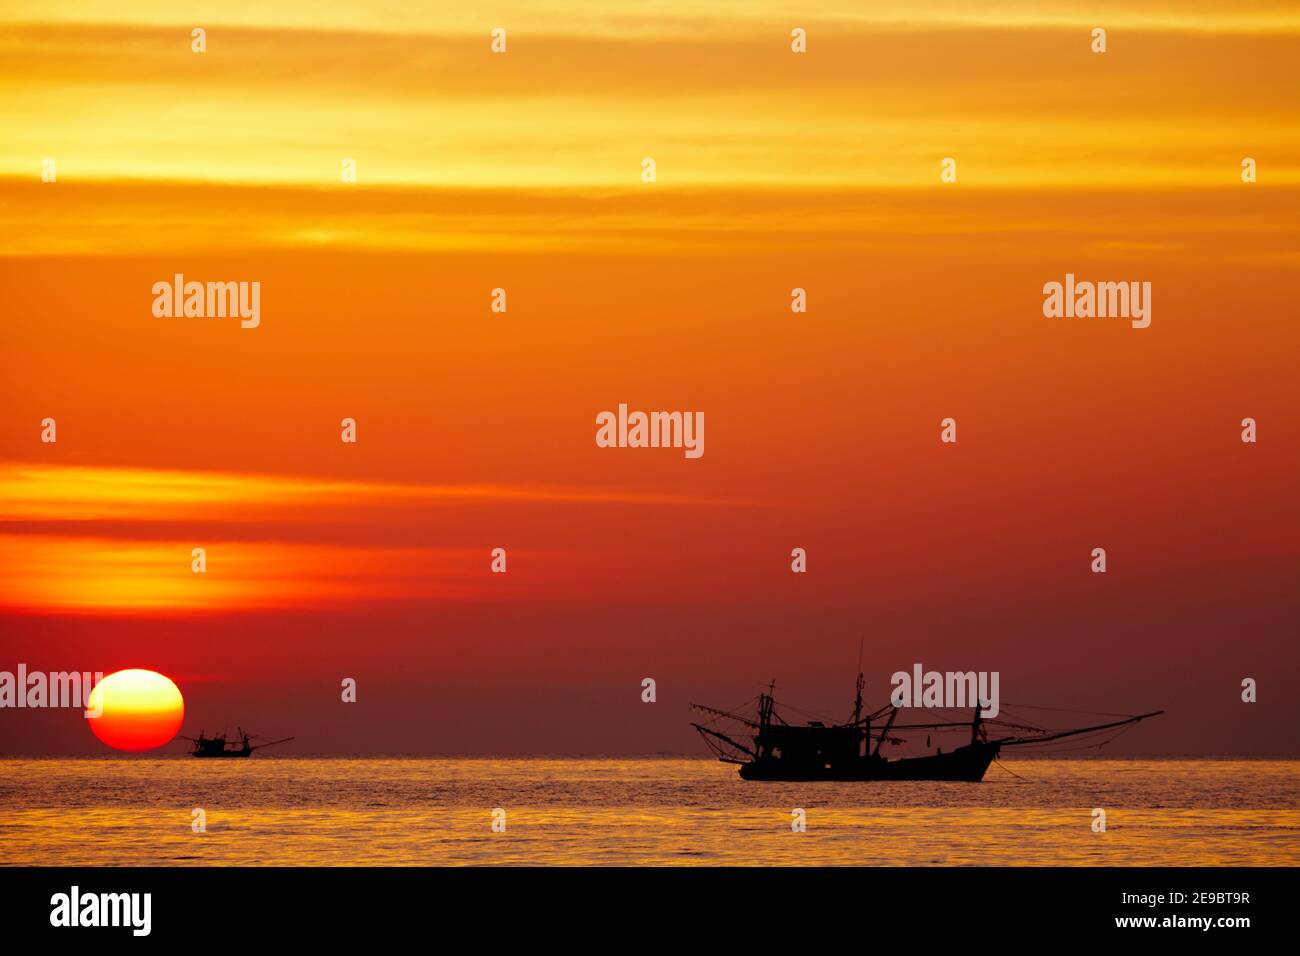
[986,718,1053,735]
[993,758,1030,781]
[694,699,762,728]
[770,696,846,720]
[995,707,1060,730]
[1095,722,1137,749]
[1020,723,1137,754]
[1010,727,1125,750]
[999,702,1138,719]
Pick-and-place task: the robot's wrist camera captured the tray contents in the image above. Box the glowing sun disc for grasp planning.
[86,669,185,752]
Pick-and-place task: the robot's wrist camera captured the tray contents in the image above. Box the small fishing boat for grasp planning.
[181,728,294,758]
[691,674,1161,782]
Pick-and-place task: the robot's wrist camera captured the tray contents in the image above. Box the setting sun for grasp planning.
[85,669,184,752]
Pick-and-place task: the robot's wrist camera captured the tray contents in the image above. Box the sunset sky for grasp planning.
[1,1,1296,754]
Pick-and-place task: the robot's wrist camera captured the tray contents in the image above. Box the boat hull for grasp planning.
[191,750,252,758]
[737,741,1000,782]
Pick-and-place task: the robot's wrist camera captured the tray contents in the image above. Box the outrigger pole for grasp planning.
[691,723,756,760]
[995,711,1164,748]
[689,702,759,728]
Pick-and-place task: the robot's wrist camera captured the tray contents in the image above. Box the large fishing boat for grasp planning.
[691,674,1161,782]
[181,728,294,758]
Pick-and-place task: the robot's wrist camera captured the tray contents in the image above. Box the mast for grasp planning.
[852,640,867,759]
[873,705,899,757]
[853,671,865,757]
[756,680,776,759]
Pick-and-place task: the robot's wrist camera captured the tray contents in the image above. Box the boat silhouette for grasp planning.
[691,673,1161,782]
[181,728,294,758]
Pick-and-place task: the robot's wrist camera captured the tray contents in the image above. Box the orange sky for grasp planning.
[0,1,1297,754]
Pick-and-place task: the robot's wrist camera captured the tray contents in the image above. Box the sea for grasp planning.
[1,757,1297,866]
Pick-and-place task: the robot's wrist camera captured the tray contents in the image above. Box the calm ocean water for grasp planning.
[1,757,1297,866]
